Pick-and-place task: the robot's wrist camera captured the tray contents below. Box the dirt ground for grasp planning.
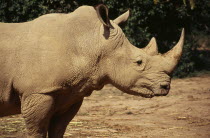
[0,74,210,138]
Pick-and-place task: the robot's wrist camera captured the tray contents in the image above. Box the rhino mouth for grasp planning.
[128,87,155,98]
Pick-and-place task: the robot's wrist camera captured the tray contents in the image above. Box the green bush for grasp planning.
[0,0,79,22]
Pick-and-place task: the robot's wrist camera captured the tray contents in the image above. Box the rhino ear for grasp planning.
[114,10,130,25]
[95,4,113,28]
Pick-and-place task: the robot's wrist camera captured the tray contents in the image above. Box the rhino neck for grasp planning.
[63,6,107,64]
[74,76,107,97]
[59,54,108,97]
[63,6,109,93]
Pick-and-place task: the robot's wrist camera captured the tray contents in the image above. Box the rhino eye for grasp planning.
[136,60,142,65]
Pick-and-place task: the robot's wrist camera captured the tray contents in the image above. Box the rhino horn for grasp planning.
[143,37,158,56]
[163,28,185,72]
[114,10,130,25]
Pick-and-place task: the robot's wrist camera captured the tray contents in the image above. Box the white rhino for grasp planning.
[0,4,184,138]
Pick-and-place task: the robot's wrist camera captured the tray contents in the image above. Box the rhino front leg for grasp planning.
[48,99,83,138]
[21,94,54,138]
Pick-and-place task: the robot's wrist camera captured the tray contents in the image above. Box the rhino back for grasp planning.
[0,6,101,96]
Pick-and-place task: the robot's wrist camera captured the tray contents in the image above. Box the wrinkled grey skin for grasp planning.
[0,5,184,138]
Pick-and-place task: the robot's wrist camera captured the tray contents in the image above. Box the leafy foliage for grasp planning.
[0,0,78,22]
[0,0,209,77]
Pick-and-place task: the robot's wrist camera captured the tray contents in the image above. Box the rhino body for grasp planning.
[0,5,184,138]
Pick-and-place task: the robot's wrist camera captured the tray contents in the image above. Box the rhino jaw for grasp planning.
[129,87,155,98]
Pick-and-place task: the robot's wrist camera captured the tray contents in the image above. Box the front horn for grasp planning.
[163,28,185,72]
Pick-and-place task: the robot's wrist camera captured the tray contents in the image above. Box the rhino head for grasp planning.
[94,5,184,98]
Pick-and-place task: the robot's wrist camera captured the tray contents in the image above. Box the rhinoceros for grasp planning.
[0,4,184,138]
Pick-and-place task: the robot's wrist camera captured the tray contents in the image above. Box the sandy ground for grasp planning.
[0,74,210,138]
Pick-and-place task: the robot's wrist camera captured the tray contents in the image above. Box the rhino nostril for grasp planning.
[160,84,170,90]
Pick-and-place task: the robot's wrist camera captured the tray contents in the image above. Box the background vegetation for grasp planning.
[0,0,209,77]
